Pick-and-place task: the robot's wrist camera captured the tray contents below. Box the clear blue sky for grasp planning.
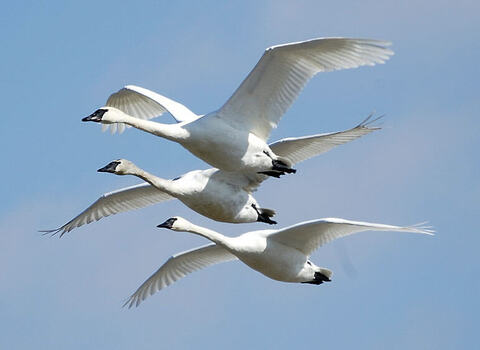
[1,1,478,349]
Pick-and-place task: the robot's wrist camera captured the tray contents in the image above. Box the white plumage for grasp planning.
[216,38,392,140]
[83,37,393,175]
[106,85,198,127]
[42,35,435,313]
[41,183,173,236]
[42,117,379,236]
[124,216,433,308]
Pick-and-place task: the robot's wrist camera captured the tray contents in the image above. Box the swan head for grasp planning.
[97,159,135,175]
[157,217,192,231]
[82,107,123,123]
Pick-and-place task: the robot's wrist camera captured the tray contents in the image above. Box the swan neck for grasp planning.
[116,113,184,141]
[186,224,231,248]
[129,167,172,193]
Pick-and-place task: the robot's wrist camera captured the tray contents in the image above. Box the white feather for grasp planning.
[124,216,433,307]
[124,244,237,308]
[85,37,393,174]
[40,183,172,237]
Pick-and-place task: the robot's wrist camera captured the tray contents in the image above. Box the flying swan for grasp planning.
[123,216,433,308]
[42,116,380,236]
[82,37,393,177]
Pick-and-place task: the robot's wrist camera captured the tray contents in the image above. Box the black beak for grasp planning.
[157,218,177,229]
[82,109,107,122]
[97,161,120,173]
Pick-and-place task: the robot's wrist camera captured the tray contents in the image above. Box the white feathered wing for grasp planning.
[124,244,237,308]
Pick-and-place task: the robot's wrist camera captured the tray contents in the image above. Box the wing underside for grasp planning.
[217,38,393,140]
[40,183,173,237]
[124,244,238,308]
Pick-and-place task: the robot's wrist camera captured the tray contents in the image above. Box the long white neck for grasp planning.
[126,165,175,195]
[182,222,234,249]
[111,110,188,141]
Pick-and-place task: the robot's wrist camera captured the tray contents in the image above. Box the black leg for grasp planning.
[272,159,297,174]
[257,170,284,178]
[252,204,277,225]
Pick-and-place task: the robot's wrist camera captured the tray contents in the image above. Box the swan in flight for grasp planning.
[123,216,433,308]
[42,116,380,236]
[83,37,393,176]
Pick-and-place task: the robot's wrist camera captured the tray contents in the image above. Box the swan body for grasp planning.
[98,160,274,224]
[124,217,434,308]
[42,116,380,236]
[84,37,393,175]
[92,109,276,173]
[41,161,274,237]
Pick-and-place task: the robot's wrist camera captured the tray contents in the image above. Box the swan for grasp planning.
[123,216,433,308]
[42,116,380,236]
[82,37,393,176]
[100,159,276,224]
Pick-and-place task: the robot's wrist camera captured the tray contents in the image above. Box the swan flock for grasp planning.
[43,37,434,307]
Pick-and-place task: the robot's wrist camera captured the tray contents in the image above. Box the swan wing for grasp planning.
[269,114,381,165]
[40,183,173,237]
[104,85,198,133]
[216,38,393,140]
[208,169,265,193]
[269,218,434,256]
[124,244,238,308]
[228,115,382,192]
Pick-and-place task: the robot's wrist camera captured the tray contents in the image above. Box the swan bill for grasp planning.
[157,217,178,229]
[82,109,107,122]
[97,161,121,173]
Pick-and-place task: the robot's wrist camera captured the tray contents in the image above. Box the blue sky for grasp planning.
[1,1,478,349]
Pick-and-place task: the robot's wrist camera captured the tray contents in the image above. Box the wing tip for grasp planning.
[407,222,436,235]
[266,37,394,51]
[38,227,66,238]
[122,296,137,309]
[356,112,385,130]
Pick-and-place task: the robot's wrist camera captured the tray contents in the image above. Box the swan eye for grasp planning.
[172,176,181,181]
[95,109,107,116]
[306,261,312,266]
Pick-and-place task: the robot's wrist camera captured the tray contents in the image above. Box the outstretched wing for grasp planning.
[40,183,173,237]
[233,115,381,192]
[269,218,434,256]
[124,244,237,308]
[216,38,393,140]
[269,114,381,165]
[104,85,198,133]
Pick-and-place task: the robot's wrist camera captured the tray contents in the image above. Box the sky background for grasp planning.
[1,1,478,349]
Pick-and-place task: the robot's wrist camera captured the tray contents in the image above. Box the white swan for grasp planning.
[100,159,276,224]
[42,116,380,236]
[123,216,433,308]
[83,37,393,176]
